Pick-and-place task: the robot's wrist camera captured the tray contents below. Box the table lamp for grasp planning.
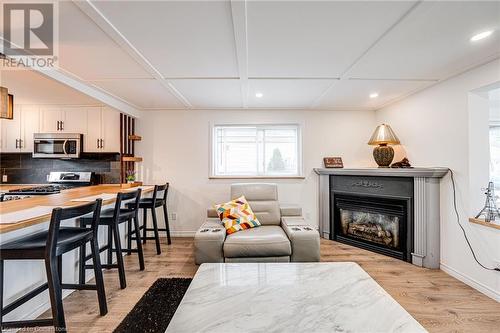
[368,124,400,167]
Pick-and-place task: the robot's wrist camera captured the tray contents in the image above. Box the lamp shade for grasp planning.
[368,124,400,146]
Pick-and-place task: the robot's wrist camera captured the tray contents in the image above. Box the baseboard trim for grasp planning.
[440,263,500,302]
[14,287,76,325]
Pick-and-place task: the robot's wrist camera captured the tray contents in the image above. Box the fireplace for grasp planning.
[334,195,411,261]
[315,167,447,268]
[330,175,414,262]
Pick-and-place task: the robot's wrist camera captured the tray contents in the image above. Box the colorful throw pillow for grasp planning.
[215,196,261,234]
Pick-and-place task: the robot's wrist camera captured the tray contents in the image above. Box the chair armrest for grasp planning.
[280,205,302,217]
[281,217,320,262]
[194,218,226,264]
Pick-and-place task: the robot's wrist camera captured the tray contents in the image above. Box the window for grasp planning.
[489,87,500,190]
[490,123,500,189]
[211,124,302,177]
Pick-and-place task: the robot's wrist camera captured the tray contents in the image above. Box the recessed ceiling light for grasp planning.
[255,92,263,98]
[470,30,493,42]
[369,93,379,99]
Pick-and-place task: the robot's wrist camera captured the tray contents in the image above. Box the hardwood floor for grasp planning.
[40,238,499,332]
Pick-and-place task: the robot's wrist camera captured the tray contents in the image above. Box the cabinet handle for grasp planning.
[19,139,22,148]
[97,139,100,149]
[60,121,64,131]
[15,139,18,149]
[57,121,60,131]
[100,139,103,149]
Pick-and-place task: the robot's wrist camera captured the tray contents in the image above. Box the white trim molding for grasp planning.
[440,263,500,302]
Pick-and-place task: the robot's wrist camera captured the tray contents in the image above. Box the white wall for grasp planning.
[136,109,375,235]
[376,59,500,301]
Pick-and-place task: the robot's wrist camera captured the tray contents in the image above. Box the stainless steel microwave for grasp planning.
[33,133,83,159]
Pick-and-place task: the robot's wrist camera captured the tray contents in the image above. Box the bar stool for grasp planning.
[80,189,143,290]
[128,183,171,255]
[0,199,107,331]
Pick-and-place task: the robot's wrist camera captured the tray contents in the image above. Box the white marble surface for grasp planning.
[166,262,427,333]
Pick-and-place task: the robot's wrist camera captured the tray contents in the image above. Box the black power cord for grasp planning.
[448,168,500,272]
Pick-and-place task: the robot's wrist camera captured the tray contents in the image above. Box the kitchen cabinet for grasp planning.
[61,107,88,134]
[0,106,40,152]
[20,106,40,152]
[40,107,88,133]
[0,109,21,152]
[85,107,120,153]
[1,106,121,154]
[40,108,62,132]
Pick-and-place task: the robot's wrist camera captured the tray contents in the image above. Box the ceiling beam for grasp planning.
[41,68,142,117]
[0,36,142,118]
[73,0,193,108]
[230,0,249,108]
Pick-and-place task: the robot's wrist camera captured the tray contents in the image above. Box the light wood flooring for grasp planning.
[38,238,499,332]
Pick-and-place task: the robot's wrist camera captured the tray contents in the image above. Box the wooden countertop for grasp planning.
[0,185,153,234]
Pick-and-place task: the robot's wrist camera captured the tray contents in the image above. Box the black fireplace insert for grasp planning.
[330,175,413,262]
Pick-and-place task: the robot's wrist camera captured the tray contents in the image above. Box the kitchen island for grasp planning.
[0,184,154,324]
[0,184,153,233]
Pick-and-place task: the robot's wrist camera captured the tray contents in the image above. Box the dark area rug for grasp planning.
[114,278,192,333]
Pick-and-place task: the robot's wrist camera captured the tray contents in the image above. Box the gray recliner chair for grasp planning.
[194,183,320,264]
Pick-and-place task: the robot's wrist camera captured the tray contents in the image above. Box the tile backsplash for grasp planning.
[0,153,121,184]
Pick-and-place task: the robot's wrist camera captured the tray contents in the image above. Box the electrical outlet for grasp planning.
[171,213,177,220]
[2,175,7,182]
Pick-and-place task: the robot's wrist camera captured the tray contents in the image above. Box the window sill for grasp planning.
[209,175,306,180]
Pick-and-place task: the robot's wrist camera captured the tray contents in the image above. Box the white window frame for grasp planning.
[209,123,304,179]
[489,120,500,191]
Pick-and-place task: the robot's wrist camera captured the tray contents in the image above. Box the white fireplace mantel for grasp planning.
[314,167,448,269]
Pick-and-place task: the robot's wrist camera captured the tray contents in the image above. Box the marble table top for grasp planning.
[166,262,426,333]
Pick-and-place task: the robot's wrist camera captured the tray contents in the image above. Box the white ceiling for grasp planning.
[1,69,100,105]
[3,0,500,111]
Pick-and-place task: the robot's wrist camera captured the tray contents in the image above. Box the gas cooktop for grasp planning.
[7,184,72,195]
[1,171,95,201]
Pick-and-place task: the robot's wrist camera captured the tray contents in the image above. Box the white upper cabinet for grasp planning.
[61,107,88,133]
[85,107,102,153]
[85,107,120,153]
[2,105,121,153]
[20,106,40,152]
[0,110,22,152]
[40,108,62,132]
[0,106,40,152]
[41,107,88,133]
[101,107,120,153]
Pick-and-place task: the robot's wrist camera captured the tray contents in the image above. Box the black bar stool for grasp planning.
[128,183,171,255]
[80,189,143,290]
[0,199,107,331]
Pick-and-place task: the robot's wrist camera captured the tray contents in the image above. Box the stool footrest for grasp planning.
[2,318,54,329]
[61,283,97,291]
[100,264,119,269]
[2,283,48,315]
[136,236,162,240]
[122,248,138,253]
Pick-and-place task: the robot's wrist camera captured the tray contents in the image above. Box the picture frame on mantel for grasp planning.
[323,157,344,168]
